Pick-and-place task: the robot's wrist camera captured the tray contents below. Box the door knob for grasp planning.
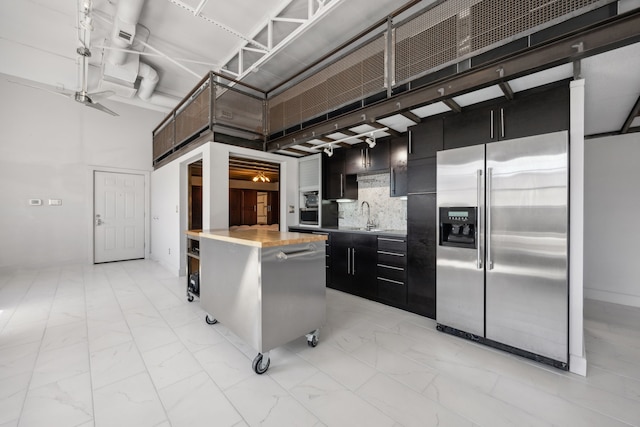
[96,218,103,226]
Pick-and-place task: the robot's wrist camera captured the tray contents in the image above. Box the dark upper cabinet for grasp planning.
[443,104,494,149]
[407,193,437,319]
[500,84,570,140]
[323,150,358,200]
[389,135,408,197]
[443,83,570,149]
[344,140,390,175]
[408,117,443,160]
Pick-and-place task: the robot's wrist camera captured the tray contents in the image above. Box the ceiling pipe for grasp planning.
[108,0,145,66]
[137,61,159,99]
[103,0,165,104]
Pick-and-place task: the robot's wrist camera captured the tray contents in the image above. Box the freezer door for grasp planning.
[436,145,485,336]
[485,131,568,363]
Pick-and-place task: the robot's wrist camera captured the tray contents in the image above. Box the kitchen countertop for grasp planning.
[193,229,328,248]
[289,225,407,238]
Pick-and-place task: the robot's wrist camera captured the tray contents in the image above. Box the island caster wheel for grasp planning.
[305,330,320,348]
[205,315,218,325]
[187,294,194,302]
[252,353,270,374]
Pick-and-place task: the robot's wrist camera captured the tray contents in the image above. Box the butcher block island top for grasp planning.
[194,228,327,248]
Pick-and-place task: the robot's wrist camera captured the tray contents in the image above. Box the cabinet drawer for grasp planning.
[377,278,406,305]
[377,251,406,267]
[377,236,406,252]
[377,264,406,282]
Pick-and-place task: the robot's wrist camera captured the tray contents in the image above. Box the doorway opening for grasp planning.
[188,160,203,230]
[228,156,279,228]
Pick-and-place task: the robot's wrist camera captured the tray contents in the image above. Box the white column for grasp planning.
[569,78,587,376]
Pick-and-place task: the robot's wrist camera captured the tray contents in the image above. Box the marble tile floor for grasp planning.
[0,259,639,427]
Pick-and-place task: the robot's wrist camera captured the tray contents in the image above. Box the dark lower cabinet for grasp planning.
[407,193,437,319]
[331,232,377,298]
[377,236,407,307]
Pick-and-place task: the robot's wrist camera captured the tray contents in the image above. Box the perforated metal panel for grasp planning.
[396,0,605,82]
[214,86,264,135]
[175,84,210,143]
[470,0,602,51]
[269,35,385,134]
[395,0,478,83]
[269,0,612,135]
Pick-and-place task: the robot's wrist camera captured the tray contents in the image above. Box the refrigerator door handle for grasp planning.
[477,169,483,269]
[486,167,494,270]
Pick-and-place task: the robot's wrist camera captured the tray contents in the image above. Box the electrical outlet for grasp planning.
[29,199,42,206]
[168,248,171,255]
[48,199,62,206]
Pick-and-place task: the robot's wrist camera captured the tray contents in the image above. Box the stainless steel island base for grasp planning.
[198,229,327,374]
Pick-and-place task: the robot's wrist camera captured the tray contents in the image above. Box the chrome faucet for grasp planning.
[361,201,375,230]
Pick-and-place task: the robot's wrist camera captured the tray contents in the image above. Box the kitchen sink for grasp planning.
[339,226,385,232]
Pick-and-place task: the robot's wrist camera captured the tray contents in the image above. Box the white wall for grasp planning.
[585,132,640,307]
[0,77,164,269]
[150,142,299,276]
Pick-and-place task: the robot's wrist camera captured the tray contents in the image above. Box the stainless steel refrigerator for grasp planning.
[436,131,569,368]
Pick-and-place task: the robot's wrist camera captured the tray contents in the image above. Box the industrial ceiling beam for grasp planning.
[443,98,462,113]
[499,81,515,100]
[400,111,422,124]
[267,10,640,152]
[220,0,345,79]
[621,94,640,134]
[166,0,268,51]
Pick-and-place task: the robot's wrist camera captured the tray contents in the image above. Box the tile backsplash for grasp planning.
[338,172,407,231]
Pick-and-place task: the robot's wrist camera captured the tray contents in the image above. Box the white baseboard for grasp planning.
[584,288,640,308]
[150,255,181,278]
[570,353,587,376]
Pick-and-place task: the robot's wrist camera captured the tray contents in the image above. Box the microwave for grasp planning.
[299,208,319,225]
[303,191,319,208]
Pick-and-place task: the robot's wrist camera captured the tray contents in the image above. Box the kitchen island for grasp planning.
[197,228,328,373]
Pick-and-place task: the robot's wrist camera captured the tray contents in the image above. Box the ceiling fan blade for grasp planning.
[9,80,74,99]
[84,100,119,116]
[87,90,115,101]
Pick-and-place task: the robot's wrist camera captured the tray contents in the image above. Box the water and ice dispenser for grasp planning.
[439,207,477,249]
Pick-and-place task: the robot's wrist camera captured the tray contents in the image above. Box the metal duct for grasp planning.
[108,0,145,66]
[103,0,162,103]
[137,61,159,99]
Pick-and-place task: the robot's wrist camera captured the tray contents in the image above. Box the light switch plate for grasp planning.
[29,199,42,206]
[49,199,62,206]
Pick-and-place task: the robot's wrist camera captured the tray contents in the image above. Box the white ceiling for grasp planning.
[0,0,639,141]
[0,0,428,112]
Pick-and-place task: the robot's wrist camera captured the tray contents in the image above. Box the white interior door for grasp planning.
[94,171,145,263]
